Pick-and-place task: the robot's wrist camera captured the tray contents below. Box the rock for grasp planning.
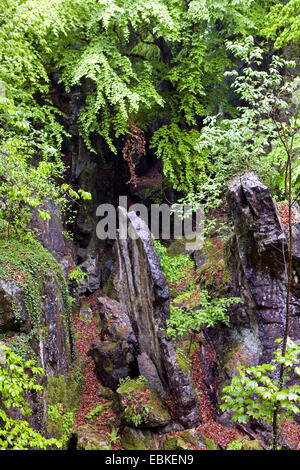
[158,422,184,434]
[193,249,207,270]
[180,429,207,449]
[161,428,215,450]
[88,339,134,391]
[98,385,117,401]
[79,301,93,320]
[121,427,159,450]
[163,436,190,450]
[0,237,75,435]
[88,296,138,390]
[97,296,136,345]
[242,440,263,450]
[209,172,300,409]
[116,378,171,428]
[0,280,30,332]
[75,424,111,450]
[137,352,166,398]
[29,201,69,275]
[113,207,200,427]
[196,432,218,450]
[84,402,113,422]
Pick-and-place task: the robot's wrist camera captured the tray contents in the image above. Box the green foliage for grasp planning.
[165,37,299,213]
[226,439,243,450]
[69,267,89,286]
[109,427,121,444]
[0,235,75,360]
[263,0,300,48]
[0,0,287,221]
[0,0,276,156]
[0,343,61,450]
[46,375,80,448]
[153,238,194,284]
[47,404,74,448]
[117,377,154,427]
[221,338,300,445]
[167,289,242,341]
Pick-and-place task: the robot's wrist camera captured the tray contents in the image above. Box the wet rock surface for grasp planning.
[113,207,200,427]
[210,172,300,405]
[88,296,138,390]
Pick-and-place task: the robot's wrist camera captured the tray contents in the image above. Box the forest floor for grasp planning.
[72,289,122,450]
[71,289,300,450]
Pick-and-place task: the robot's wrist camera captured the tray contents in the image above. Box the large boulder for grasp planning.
[116,378,171,428]
[75,424,111,450]
[113,207,200,427]
[210,172,300,405]
[0,236,75,435]
[121,427,160,450]
[88,296,138,390]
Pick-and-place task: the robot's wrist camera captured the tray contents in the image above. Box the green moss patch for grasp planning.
[85,402,113,422]
[46,375,80,448]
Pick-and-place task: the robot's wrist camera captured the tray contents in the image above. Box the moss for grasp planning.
[176,349,191,375]
[197,238,231,294]
[163,436,189,450]
[102,275,117,300]
[180,430,198,447]
[46,374,80,447]
[117,378,170,425]
[167,239,189,257]
[103,361,113,373]
[84,402,113,422]
[181,338,204,356]
[197,432,218,450]
[76,424,111,450]
[242,440,263,450]
[117,379,147,395]
[0,235,76,362]
[102,341,119,350]
[121,427,147,450]
[99,386,116,401]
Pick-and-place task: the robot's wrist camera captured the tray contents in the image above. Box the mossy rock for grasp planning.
[167,239,189,257]
[121,427,159,450]
[84,402,113,422]
[176,349,192,376]
[180,429,199,447]
[117,379,171,428]
[102,275,117,300]
[163,436,190,450]
[242,440,263,450]
[197,432,218,450]
[99,385,116,401]
[46,374,80,447]
[76,424,111,450]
